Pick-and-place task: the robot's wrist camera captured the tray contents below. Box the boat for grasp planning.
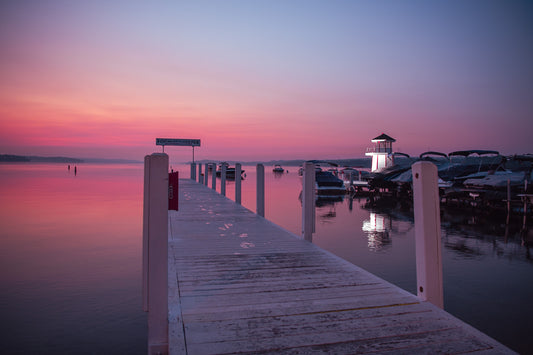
[216,162,245,180]
[299,161,346,195]
[273,164,285,173]
[463,170,531,189]
[339,167,371,192]
[315,169,346,195]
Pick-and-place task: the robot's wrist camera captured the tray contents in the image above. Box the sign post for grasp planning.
[156,138,201,163]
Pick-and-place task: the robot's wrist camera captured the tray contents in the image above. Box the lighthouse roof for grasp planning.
[371,133,396,142]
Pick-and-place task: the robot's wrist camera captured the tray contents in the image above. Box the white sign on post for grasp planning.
[155,138,200,147]
[155,138,201,163]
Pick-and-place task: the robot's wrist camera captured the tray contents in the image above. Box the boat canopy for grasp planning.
[419,151,448,159]
[305,160,339,167]
[509,154,533,162]
[448,150,499,157]
[393,152,410,158]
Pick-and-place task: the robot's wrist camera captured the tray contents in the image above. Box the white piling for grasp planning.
[211,163,217,190]
[204,164,209,186]
[507,179,511,224]
[221,164,226,196]
[142,153,169,353]
[235,163,242,204]
[190,162,196,180]
[142,155,151,312]
[257,164,265,217]
[198,163,203,184]
[412,161,444,309]
[302,162,315,241]
[524,179,529,228]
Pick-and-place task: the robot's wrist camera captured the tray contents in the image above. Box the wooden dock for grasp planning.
[166,178,513,354]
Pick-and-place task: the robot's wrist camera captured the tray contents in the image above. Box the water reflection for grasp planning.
[0,163,146,354]
[359,193,531,261]
[439,209,532,262]
[316,195,344,208]
[362,213,391,251]
[317,199,339,223]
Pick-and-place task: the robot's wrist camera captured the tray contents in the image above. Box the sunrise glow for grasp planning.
[1,1,532,162]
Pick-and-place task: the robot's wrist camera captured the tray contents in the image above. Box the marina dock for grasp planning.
[162,178,513,354]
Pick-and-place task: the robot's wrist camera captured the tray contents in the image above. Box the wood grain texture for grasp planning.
[168,179,514,354]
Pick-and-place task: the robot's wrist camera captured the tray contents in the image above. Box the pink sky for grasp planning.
[1,1,532,162]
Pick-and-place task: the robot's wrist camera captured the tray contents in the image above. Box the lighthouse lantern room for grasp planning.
[366,133,396,172]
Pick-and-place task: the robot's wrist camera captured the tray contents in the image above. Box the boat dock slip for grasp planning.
[167,179,513,354]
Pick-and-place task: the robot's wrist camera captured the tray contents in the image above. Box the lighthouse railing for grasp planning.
[366,146,392,154]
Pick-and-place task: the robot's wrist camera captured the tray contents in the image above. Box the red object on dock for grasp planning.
[168,171,179,210]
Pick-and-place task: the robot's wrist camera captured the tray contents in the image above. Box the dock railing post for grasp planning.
[235,163,242,204]
[257,164,265,217]
[142,153,169,353]
[204,163,209,186]
[198,163,203,184]
[507,179,511,224]
[221,164,227,196]
[211,163,217,190]
[190,162,196,180]
[302,162,315,241]
[142,155,150,312]
[412,161,444,309]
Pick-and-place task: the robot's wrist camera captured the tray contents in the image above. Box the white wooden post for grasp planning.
[211,163,217,190]
[221,164,226,196]
[302,162,315,241]
[257,164,265,217]
[524,179,529,228]
[198,163,203,184]
[142,155,150,312]
[204,163,209,186]
[412,161,443,309]
[142,153,169,353]
[235,163,242,204]
[190,162,196,180]
[507,179,511,224]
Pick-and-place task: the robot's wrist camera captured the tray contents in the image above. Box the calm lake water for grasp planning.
[1,162,531,353]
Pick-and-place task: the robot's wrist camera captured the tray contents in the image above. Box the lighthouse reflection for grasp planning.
[362,212,391,251]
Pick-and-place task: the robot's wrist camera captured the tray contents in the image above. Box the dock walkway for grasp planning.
[167,179,513,354]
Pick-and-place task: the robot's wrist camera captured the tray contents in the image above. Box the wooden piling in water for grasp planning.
[302,161,316,241]
[235,163,242,205]
[412,161,444,309]
[190,162,196,180]
[211,163,216,190]
[221,164,226,196]
[198,163,203,184]
[142,153,169,354]
[257,164,265,216]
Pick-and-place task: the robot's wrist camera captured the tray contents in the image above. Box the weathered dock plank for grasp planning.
[168,179,514,354]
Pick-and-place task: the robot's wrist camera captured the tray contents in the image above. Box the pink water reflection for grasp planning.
[0,163,146,353]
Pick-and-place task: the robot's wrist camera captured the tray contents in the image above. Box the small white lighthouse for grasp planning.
[366,133,396,172]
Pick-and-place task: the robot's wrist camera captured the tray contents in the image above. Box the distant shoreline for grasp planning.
[0,154,371,167]
[0,154,142,164]
[186,158,372,168]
